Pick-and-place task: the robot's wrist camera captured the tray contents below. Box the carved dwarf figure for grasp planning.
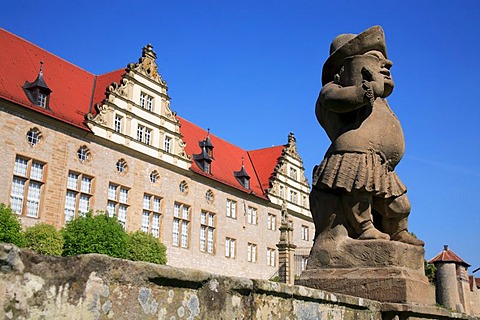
[311,26,423,246]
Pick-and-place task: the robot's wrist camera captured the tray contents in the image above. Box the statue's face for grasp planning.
[365,50,394,97]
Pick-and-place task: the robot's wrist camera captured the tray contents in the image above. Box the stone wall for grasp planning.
[1,243,477,320]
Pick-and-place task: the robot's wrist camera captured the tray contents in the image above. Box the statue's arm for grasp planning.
[319,82,370,113]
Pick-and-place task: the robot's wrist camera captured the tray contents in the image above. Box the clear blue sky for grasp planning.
[2,1,479,270]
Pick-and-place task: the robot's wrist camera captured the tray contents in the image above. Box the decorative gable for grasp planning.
[86,44,190,170]
[265,132,311,218]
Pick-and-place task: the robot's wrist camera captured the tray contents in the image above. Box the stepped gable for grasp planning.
[178,117,272,199]
[0,28,95,130]
[429,245,471,267]
[248,145,284,191]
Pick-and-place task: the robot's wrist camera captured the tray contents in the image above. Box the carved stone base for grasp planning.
[296,225,436,304]
[296,267,436,304]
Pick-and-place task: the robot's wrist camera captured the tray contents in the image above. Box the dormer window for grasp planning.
[23,61,52,110]
[234,157,251,189]
[194,146,212,174]
[194,130,214,174]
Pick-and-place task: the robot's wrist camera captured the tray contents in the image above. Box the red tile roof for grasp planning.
[249,146,284,191]
[0,28,287,200]
[429,245,470,267]
[0,28,95,130]
[90,69,126,116]
[178,118,286,199]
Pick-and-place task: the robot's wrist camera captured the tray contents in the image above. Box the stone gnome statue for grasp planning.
[298,27,436,305]
[310,25,424,246]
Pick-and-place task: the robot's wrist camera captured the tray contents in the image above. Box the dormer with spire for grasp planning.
[194,131,214,174]
[23,61,52,109]
[234,157,250,189]
[199,128,214,159]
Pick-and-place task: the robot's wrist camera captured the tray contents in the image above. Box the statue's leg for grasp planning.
[309,187,340,240]
[373,193,424,246]
[340,189,390,240]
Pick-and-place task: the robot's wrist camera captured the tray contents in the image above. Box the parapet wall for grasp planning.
[0,243,477,320]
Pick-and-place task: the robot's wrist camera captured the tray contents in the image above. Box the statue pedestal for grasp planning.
[296,227,436,304]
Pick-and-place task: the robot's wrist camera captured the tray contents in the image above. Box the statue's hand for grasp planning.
[361,67,384,98]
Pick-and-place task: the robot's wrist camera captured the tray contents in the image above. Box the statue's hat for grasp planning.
[321,25,387,85]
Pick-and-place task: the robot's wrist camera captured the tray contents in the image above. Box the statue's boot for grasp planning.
[383,216,424,246]
[358,221,390,240]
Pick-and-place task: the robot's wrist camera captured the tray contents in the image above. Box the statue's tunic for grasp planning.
[313,97,406,197]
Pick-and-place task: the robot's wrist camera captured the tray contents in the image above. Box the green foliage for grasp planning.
[127,231,167,265]
[62,212,128,259]
[424,260,437,285]
[0,204,25,247]
[24,223,63,256]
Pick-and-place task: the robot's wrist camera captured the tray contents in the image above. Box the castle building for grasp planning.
[0,28,313,280]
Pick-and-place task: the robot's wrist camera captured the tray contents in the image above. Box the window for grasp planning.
[114,114,123,133]
[142,194,162,238]
[247,206,257,225]
[137,125,144,142]
[116,159,128,174]
[140,92,153,111]
[164,136,172,153]
[290,190,298,204]
[107,183,129,228]
[267,248,276,266]
[149,170,159,184]
[77,146,91,163]
[247,243,257,263]
[267,213,276,230]
[145,128,152,145]
[226,199,237,219]
[173,202,190,248]
[37,92,47,107]
[205,189,214,204]
[146,95,153,111]
[279,185,284,199]
[290,167,298,180]
[301,256,309,271]
[10,156,45,218]
[200,211,215,254]
[301,225,309,241]
[303,195,307,207]
[137,125,152,145]
[225,238,236,258]
[64,172,93,222]
[179,180,188,195]
[26,128,42,147]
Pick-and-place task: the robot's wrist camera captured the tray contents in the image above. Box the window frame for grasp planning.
[142,193,163,238]
[10,156,46,218]
[247,242,257,263]
[173,202,191,248]
[64,171,94,223]
[200,210,216,254]
[226,199,237,219]
[247,206,258,225]
[106,183,129,229]
[225,237,236,258]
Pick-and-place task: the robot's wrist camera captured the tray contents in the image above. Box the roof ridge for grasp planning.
[246,151,265,196]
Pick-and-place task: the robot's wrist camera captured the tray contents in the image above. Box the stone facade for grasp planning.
[0,29,314,281]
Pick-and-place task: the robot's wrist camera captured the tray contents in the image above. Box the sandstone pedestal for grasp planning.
[296,226,436,305]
